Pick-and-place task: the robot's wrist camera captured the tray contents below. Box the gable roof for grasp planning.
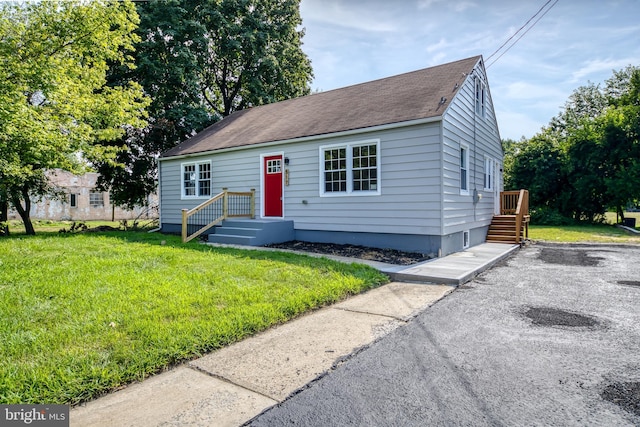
[162,55,482,158]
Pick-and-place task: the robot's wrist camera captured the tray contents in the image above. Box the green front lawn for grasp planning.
[0,232,388,405]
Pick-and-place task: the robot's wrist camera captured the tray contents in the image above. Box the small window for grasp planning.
[463,230,470,249]
[460,145,469,194]
[267,159,281,174]
[89,192,104,208]
[182,161,212,198]
[475,78,486,117]
[484,157,494,191]
[69,193,78,208]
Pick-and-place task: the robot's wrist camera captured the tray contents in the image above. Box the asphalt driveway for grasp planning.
[248,243,640,426]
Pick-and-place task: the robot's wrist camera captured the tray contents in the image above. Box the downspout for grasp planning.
[150,158,163,233]
[472,72,478,222]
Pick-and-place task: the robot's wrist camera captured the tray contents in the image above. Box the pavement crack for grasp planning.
[186,363,279,403]
[331,306,410,322]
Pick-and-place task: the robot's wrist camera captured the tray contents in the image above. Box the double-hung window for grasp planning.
[484,157,494,191]
[182,161,211,198]
[320,140,380,196]
[89,191,104,208]
[460,144,469,194]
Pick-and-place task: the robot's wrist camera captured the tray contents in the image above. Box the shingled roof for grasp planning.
[162,55,481,158]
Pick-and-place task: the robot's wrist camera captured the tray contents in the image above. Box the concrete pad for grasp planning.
[334,282,455,321]
[70,366,276,427]
[190,307,403,402]
[388,243,519,285]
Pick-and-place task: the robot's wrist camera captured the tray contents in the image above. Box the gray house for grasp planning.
[159,56,506,256]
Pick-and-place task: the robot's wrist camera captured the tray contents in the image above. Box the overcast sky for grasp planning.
[298,0,640,140]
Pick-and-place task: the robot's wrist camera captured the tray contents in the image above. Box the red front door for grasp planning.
[264,155,283,217]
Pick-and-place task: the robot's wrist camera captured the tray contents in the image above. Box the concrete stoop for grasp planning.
[207,219,294,246]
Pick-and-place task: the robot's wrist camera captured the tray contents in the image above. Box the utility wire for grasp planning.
[486,0,559,68]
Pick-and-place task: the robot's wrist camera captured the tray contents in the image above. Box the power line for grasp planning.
[486,0,559,68]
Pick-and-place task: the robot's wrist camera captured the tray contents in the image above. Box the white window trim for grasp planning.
[181,160,212,200]
[319,139,381,197]
[460,143,470,195]
[463,230,470,249]
[484,156,494,191]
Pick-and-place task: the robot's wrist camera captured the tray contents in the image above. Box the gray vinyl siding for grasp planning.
[160,122,444,236]
[284,122,443,236]
[441,61,503,235]
[159,150,262,225]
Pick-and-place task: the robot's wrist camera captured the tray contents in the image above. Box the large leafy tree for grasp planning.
[0,0,148,235]
[505,66,640,223]
[96,0,314,209]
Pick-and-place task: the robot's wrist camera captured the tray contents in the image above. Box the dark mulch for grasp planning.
[265,241,431,266]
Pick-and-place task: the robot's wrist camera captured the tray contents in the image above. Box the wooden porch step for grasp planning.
[486,214,527,244]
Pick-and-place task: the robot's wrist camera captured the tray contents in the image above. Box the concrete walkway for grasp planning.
[70,242,518,427]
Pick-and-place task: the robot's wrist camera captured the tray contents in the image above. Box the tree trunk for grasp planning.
[11,185,35,235]
[0,198,8,236]
[617,205,625,222]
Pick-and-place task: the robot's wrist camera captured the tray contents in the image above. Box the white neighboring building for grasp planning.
[9,169,157,221]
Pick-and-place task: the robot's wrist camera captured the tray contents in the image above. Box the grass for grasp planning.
[4,219,156,234]
[530,223,640,243]
[0,231,388,405]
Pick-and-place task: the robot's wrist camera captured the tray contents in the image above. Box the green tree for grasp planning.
[0,0,148,235]
[601,67,640,220]
[506,66,640,224]
[507,133,566,210]
[96,0,314,209]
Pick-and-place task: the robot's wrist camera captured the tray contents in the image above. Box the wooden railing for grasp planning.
[181,188,255,243]
[500,189,530,243]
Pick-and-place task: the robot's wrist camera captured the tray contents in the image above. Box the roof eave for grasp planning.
[159,115,444,161]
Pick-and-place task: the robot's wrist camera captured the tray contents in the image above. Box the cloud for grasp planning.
[301,0,398,33]
[500,81,566,101]
[571,57,640,83]
[417,0,477,12]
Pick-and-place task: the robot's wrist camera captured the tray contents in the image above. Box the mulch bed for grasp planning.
[265,241,431,266]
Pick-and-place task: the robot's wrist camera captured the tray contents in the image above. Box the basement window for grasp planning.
[463,230,470,249]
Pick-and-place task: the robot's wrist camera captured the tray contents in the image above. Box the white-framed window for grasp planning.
[475,78,486,117]
[181,160,211,198]
[320,140,380,196]
[463,230,470,249]
[460,144,469,195]
[89,192,104,208]
[484,157,494,191]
